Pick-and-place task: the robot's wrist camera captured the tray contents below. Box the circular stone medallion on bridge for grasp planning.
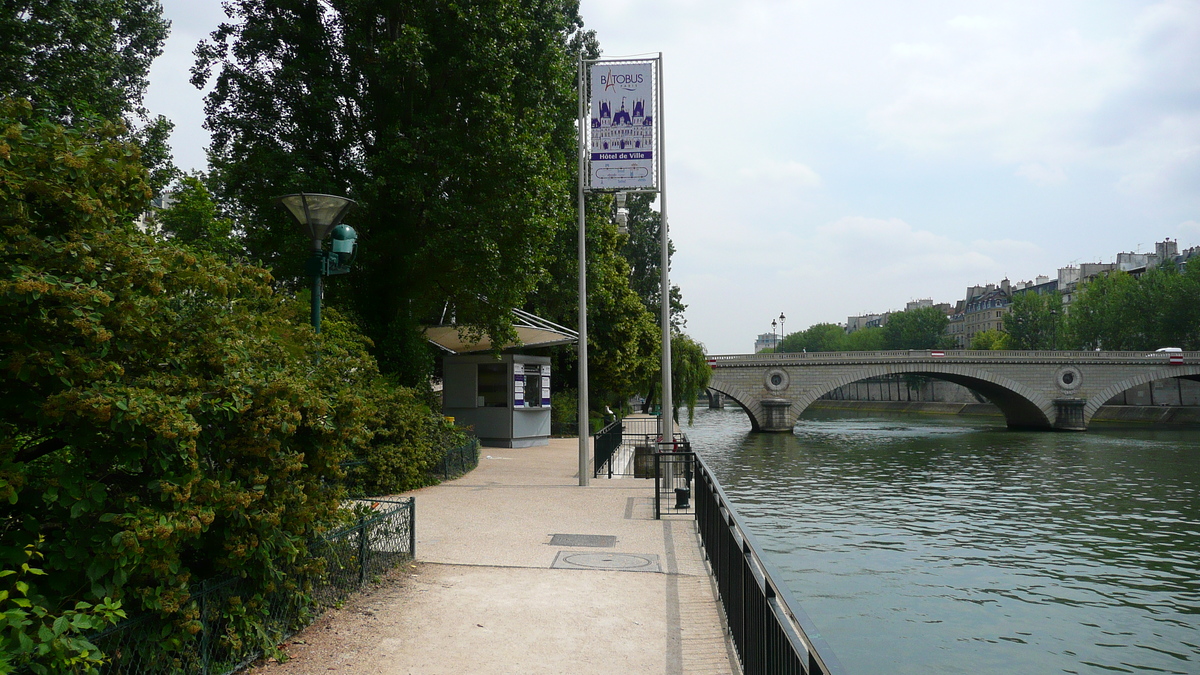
[1055,366,1083,392]
[765,368,790,392]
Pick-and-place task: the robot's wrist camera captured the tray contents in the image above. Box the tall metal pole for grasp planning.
[657,54,673,445]
[576,55,590,486]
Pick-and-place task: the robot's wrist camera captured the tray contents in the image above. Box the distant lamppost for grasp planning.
[771,319,777,352]
[779,312,786,348]
[277,193,358,334]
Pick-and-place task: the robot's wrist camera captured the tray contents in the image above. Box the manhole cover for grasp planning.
[548,534,617,547]
[550,551,661,573]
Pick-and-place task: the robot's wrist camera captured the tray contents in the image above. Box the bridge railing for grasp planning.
[707,349,1196,363]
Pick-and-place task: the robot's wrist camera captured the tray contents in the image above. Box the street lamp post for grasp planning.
[779,312,786,350]
[277,193,358,334]
[771,319,777,352]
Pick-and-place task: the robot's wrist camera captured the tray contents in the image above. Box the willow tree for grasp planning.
[194,0,592,384]
[671,334,712,425]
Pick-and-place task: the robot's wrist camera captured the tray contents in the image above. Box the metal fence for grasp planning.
[593,416,687,478]
[653,451,696,518]
[691,458,847,675]
[89,498,415,674]
[436,437,480,481]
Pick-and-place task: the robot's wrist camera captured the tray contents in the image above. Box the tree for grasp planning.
[0,0,168,122]
[780,323,845,352]
[1004,291,1061,349]
[1064,271,1142,350]
[882,306,953,350]
[1065,261,1200,351]
[620,192,685,329]
[194,0,590,383]
[670,334,712,425]
[516,188,660,415]
[154,172,240,256]
[971,329,1010,350]
[0,99,374,664]
[0,0,176,192]
[844,327,885,351]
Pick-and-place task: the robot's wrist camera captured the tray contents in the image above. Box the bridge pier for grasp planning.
[1053,398,1087,431]
[761,398,794,432]
[708,391,724,409]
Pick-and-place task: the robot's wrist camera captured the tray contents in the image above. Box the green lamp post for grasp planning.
[276,193,358,333]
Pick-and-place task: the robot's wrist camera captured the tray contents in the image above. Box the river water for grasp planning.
[684,406,1200,675]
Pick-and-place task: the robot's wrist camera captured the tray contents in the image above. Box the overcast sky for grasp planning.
[145,0,1200,354]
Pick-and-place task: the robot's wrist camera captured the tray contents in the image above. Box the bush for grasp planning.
[0,99,369,668]
[343,382,468,496]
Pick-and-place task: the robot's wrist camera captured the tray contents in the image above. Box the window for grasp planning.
[477,364,507,407]
[524,364,542,408]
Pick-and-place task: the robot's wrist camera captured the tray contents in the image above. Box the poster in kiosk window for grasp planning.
[541,364,551,406]
[513,372,524,407]
[589,62,656,190]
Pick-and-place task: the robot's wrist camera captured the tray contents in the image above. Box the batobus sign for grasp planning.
[588,60,656,190]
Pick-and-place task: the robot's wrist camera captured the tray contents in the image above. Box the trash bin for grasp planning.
[674,487,690,509]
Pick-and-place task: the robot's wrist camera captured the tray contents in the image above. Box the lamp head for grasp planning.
[277,193,357,249]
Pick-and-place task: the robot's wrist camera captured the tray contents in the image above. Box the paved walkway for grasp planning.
[252,436,740,674]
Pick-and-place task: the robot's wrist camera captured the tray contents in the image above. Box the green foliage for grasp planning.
[670,334,712,425]
[0,539,126,675]
[194,0,591,369]
[0,100,365,662]
[882,306,953,350]
[0,0,169,123]
[780,323,846,352]
[1065,261,1200,350]
[0,1,176,191]
[1003,291,1062,349]
[549,390,578,436]
[154,172,239,256]
[843,327,885,351]
[344,384,467,496]
[620,192,685,329]
[970,329,1010,350]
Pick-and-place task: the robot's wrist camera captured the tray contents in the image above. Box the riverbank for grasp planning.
[247,437,739,675]
[808,400,1200,426]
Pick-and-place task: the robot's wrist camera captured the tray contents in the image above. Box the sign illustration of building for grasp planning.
[589,62,655,189]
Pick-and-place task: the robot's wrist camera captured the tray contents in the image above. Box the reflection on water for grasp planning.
[686,407,1200,675]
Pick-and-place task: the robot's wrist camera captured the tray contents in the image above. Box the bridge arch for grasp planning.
[798,364,1058,430]
[706,380,767,431]
[1084,366,1200,422]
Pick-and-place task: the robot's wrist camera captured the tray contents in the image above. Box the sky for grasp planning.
[145,0,1200,355]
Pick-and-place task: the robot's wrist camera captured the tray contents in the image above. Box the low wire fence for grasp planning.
[436,437,480,481]
[691,457,847,675]
[89,498,415,674]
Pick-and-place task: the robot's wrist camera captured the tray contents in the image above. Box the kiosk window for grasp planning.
[524,365,542,408]
[477,364,507,407]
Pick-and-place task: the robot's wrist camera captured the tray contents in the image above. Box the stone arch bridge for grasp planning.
[706,350,1200,432]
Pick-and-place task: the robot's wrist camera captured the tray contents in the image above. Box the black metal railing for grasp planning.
[89,498,415,674]
[691,458,847,675]
[593,419,623,478]
[593,416,687,478]
[653,450,695,518]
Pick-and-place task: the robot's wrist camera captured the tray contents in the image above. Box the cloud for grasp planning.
[1177,220,1200,240]
[735,159,823,189]
[1016,162,1067,186]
